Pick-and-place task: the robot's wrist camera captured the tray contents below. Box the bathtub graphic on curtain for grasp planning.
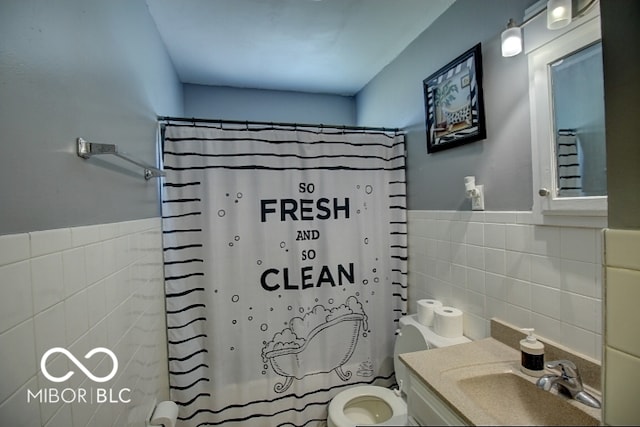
[262,296,368,393]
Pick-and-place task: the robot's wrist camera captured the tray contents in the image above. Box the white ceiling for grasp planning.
[146,0,454,95]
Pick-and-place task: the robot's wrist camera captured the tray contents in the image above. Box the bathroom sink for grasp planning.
[440,362,600,426]
[456,372,598,426]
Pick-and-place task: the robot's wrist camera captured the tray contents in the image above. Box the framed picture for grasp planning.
[423,43,486,153]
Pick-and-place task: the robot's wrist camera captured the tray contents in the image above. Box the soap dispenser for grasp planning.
[520,328,545,377]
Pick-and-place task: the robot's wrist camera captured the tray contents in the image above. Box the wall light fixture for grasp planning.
[547,0,572,29]
[501,19,523,57]
[500,0,597,58]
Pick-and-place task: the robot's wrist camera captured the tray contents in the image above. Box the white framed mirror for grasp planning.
[551,41,606,198]
[527,5,606,225]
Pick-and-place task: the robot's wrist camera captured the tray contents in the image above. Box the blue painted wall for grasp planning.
[0,0,183,234]
[184,84,357,126]
[357,0,536,211]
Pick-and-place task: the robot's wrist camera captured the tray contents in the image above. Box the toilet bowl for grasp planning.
[327,314,470,427]
[328,386,407,427]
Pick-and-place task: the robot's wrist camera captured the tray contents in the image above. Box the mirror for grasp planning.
[550,41,607,198]
[527,9,607,221]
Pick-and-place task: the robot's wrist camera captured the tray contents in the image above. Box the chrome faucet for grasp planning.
[536,359,601,409]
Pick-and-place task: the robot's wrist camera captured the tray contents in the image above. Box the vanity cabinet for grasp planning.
[406,372,467,426]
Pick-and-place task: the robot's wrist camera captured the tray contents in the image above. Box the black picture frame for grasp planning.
[423,43,486,153]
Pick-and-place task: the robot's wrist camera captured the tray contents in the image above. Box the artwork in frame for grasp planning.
[423,43,487,153]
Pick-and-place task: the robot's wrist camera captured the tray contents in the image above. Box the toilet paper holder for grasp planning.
[147,399,179,427]
[464,176,484,211]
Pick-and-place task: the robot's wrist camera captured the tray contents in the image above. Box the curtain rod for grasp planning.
[157,116,401,134]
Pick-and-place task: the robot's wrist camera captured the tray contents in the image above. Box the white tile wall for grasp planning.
[408,210,603,361]
[604,229,640,425]
[0,218,168,426]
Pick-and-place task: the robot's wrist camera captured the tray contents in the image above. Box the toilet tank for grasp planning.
[393,314,471,388]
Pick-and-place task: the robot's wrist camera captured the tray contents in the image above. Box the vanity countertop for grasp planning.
[399,337,602,426]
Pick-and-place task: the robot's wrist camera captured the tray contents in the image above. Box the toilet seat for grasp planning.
[328,385,407,427]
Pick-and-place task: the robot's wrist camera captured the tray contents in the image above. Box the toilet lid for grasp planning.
[394,315,471,386]
[393,323,428,387]
[328,385,407,427]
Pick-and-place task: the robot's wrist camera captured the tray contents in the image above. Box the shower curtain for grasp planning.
[160,122,407,427]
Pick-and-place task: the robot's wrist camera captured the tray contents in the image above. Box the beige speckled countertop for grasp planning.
[399,338,602,426]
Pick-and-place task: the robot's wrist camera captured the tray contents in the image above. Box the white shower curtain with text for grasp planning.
[161,123,407,427]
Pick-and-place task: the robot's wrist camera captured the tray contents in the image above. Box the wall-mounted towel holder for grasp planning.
[77,137,165,180]
[464,175,485,211]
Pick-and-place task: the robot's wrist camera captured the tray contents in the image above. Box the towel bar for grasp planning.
[77,137,165,180]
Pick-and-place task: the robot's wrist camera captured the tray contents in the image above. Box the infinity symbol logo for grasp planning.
[41,347,119,383]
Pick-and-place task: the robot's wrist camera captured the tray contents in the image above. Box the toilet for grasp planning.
[327,314,470,427]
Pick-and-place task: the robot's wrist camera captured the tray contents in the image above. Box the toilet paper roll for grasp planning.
[416,299,443,326]
[464,176,475,188]
[150,400,179,427]
[465,181,476,193]
[433,306,464,338]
